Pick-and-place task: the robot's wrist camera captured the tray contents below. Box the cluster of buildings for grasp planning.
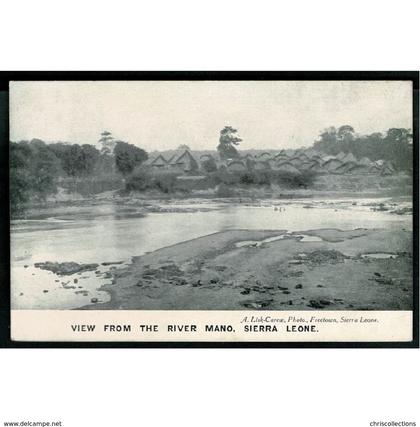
[145,147,396,176]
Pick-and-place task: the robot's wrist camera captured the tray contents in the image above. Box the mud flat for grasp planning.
[81,228,413,311]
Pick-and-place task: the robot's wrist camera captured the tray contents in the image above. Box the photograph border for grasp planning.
[1,71,418,348]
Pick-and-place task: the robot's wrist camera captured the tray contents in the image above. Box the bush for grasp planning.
[126,168,179,193]
[154,173,178,193]
[216,183,237,198]
[126,168,153,191]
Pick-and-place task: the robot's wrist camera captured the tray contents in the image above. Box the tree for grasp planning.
[98,131,116,155]
[80,144,100,176]
[201,157,217,173]
[178,144,190,150]
[62,144,85,178]
[30,144,60,196]
[337,125,355,143]
[10,141,61,214]
[383,128,413,171]
[217,126,242,160]
[312,125,412,171]
[114,141,148,176]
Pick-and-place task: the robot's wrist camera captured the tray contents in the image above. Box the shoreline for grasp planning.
[12,191,413,222]
[80,227,413,311]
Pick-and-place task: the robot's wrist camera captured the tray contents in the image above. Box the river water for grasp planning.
[11,197,412,309]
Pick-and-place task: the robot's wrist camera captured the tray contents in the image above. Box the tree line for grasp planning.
[10,132,148,214]
[313,125,413,171]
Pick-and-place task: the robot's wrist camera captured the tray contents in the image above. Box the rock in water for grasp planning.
[34,261,99,275]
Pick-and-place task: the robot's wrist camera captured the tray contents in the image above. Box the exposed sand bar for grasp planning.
[82,228,413,311]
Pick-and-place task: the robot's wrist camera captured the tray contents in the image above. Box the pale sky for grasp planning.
[10,80,413,151]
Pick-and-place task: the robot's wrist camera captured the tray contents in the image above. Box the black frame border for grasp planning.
[0,71,418,349]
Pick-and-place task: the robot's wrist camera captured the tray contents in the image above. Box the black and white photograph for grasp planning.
[6,77,416,343]
[1,1,420,426]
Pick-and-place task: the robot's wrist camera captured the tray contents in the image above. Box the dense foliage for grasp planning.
[313,126,413,171]
[114,140,148,176]
[217,126,242,160]
[10,137,148,215]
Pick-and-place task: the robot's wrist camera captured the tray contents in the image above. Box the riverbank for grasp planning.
[81,227,413,311]
[11,170,412,221]
[12,191,412,223]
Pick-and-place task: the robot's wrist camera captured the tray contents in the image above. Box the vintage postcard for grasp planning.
[5,74,418,346]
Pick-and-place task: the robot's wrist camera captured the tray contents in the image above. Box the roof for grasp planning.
[276,164,301,175]
[169,150,198,165]
[358,157,372,166]
[323,158,343,171]
[200,154,214,160]
[149,154,169,166]
[283,149,296,157]
[341,152,357,163]
[322,155,337,162]
[254,160,270,170]
[304,148,320,158]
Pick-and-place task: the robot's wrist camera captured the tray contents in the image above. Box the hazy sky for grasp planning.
[10,80,412,151]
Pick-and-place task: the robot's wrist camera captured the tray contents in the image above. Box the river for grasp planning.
[11,197,412,309]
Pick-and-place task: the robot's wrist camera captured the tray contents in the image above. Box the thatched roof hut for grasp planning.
[323,158,343,172]
[276,163,301,175]
[336,151,347,161]
[148,154,169,169]
[289,157,303,167]
[169,150,199,172]
[341,152,357,163]
[253,161,270,171]
[227,160,247,172]
[308,162,325,173]
[257,152,272,161]
[358,157,372,166]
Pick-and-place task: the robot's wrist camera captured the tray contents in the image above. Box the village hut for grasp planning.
[244,157,255,170]
[323,158,343,172]
[257,152,272,161]
[334,161,357,174]
[321,155,337,163]
[227,160,247,172]
[299,161,314,171]
[283,148,296,158]
[276,163,301,176]
[289,157,304,168]
[380,161,395,175]
[267,158,278,169]
[274,153,290,163]
[336,151,347,161]
[297,153,309,164]
[348,163,370,174]
[168,150,199,173]
[368,164,381,174]
[358,157,372,166]
[341,152,357,163]
[304,148,320,158]
[149,154,170,170]
[308,162,325,173]
[311,153,324,163]
[253,161,271,171]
